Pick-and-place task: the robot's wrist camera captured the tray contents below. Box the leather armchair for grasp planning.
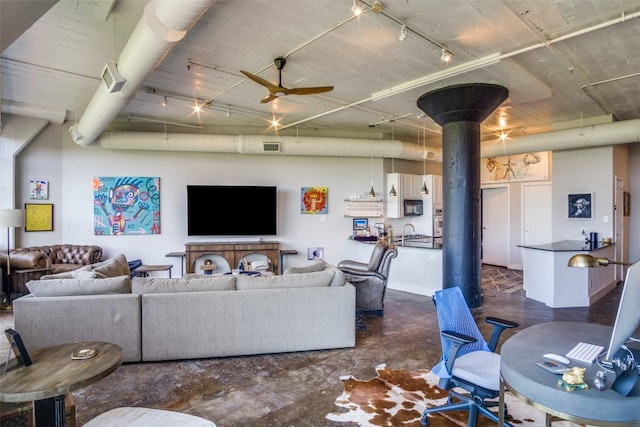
[338,241,398,316]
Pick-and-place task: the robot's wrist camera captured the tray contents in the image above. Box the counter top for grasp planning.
[350,236,442,249]
[518,239,612,252]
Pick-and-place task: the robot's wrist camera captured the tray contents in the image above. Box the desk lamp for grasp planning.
[1,209,25,310]
[567,254,632,267]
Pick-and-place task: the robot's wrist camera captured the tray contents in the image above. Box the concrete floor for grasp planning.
[0,268,625,427]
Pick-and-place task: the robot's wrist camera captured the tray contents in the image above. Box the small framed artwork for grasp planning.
[25,203,54,231]
[624,191,631,217]
[4,328,32,369]
[29,180,49,200]
[308,247,324,260]
[567,193,593,220]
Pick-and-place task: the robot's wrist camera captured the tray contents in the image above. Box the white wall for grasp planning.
[13,123,388,272]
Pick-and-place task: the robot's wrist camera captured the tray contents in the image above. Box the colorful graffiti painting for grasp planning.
[301,187,328,214]
[93,176,161,235]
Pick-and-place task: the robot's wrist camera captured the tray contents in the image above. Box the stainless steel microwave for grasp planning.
[403,199,424,216]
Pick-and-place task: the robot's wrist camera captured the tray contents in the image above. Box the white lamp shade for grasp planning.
[0,209,25,228]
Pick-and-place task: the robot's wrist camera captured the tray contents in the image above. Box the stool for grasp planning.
[84,407,215,427]
[132,264,173,278]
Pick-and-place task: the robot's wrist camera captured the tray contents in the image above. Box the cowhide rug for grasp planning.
[326,364,582,427]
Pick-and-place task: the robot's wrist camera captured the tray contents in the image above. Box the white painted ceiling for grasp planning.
[2,0,640,147]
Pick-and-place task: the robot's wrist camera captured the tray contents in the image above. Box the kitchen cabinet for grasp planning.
[403,174,423,200]
[386,173,402,218]
[422,174,442,209]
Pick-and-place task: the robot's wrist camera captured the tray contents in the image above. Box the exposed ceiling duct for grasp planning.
[92,118,640,162]
[69,0,215,146]
[95,131,443,162]
[481,119,640,158]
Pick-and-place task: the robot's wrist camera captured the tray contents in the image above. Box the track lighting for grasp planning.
[441,48,453,63]
[162,96,167,107]
[351,0,362,16]
[399,24,408,42]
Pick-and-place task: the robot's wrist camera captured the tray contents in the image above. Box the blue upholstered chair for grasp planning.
[422,286,519,427]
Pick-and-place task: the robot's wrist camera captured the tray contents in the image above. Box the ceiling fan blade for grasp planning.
[286,86,334,95]
[260,94,279,104]
[240,70,278,91]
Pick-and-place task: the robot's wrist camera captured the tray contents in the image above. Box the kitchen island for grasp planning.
[518,240,616,308]
[347,236,443,297]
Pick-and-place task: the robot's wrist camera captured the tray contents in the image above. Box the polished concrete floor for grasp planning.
[0,267,625,426]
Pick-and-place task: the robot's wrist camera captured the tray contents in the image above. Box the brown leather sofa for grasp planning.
[1,244,103,295]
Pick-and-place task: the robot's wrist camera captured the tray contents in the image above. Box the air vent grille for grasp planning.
[263,142,280,152]
[424,150,436,160]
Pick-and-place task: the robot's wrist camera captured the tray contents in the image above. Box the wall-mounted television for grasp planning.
[187,185,277,236]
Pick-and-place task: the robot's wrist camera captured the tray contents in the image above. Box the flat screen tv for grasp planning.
[187,185,277,236]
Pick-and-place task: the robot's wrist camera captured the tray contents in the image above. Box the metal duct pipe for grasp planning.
[69,0,215,146]
[481,119,640,158]
[96,131,443,161]
[418,83,509,308]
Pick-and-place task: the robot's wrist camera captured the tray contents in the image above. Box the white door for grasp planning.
[614,177,625,281]
[481,187,509,267]
[523,184,552,245]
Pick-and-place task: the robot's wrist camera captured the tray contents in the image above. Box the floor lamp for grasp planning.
[1,209,25,309]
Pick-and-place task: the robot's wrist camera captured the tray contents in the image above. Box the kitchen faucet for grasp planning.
[402,223,416,246]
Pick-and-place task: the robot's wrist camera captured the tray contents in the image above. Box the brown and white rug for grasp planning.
[326,364,581,427]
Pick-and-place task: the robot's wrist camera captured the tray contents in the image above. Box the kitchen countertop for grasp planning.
[349,236,442,249]
[517,239,613,252]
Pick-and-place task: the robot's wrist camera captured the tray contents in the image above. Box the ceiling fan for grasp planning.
[241,57,334,104]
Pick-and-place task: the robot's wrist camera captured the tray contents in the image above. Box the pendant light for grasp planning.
[368,140,376,198]
[420,126,429,195]
[389,126,397,197]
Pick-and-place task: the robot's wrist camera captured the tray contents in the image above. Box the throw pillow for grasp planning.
[91,253,129,277]
[41,265,92,280]
[26,275,131,297]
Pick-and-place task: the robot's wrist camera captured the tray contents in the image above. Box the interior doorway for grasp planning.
[481,186,509,267]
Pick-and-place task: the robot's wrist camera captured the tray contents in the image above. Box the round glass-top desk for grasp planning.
[499,321,640,426]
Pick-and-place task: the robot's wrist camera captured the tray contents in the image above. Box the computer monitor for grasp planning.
[605,261,640,362]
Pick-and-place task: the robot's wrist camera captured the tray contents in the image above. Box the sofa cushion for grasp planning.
[236,269,336,290]
[283,259,328,275]
[325,266,346,287]
[131,276,237,294]
[26,275,131,297]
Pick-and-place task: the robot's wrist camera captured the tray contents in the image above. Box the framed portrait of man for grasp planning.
[567,192,593,220]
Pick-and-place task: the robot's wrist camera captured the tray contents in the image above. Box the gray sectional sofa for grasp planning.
[13,257,356,363]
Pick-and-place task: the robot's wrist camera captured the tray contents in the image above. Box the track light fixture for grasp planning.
[351,0,362,16]
[162,96,167,107]
[441,47,454,63]
[399,24,408,42]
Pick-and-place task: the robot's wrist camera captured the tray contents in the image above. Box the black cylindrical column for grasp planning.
[417,83,508,308]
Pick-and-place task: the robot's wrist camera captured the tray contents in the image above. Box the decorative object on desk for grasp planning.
[308,247,324,260]
[594,370,607,391]
[0,209,25,309]
[71,348,97,360]
[602,237,612,245]
[326,363,579,427]
[567,192,593,219]
[93,176,161,235]
[29,179,49,200]
[624,191,631,216]
[561,367,586,385]
[24,203,53,232]
[300,186,328,214]
[4,329,32,370]
[567,254,632,267]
